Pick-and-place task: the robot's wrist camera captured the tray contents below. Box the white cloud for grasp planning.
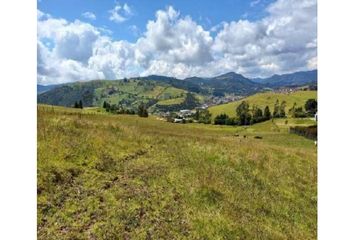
[109,2,133,23]
[136,6,213,68]
[212,0,317,77]
[38,18,100,62]
[82,12,96,20]
[37,0,317,84]
[250,0,261,7]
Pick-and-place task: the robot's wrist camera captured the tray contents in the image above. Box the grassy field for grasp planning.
[38,105,317,239]
[209,90,317,119]
[157,97,185,105]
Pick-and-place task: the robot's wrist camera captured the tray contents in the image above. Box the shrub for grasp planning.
[289,125,317,140]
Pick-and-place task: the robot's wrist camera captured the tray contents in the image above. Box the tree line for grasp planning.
[214,98,317,126]
[103,101,148,117]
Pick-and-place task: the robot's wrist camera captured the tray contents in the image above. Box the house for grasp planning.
[178,109,192,117]
[173,118,183,123]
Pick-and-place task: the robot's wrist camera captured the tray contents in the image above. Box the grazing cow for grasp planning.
[243,135,247,138]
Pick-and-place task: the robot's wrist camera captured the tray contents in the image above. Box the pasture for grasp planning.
[209,90,317,119]
[38,105,317,239]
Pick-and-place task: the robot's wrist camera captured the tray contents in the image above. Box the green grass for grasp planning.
[209,90,317,119]
[38,105,317,239]
[157,97,185,105]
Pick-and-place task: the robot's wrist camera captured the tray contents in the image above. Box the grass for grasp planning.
[157,97,185,105]
[38,105,317,239]
[209,90,317,119]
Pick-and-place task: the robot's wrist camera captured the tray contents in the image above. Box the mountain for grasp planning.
[252,70,317,87]
[185,72,263,95]
[141,75,205,93]
[37,70,317,110]
[37,84,60,94]
[37,78,194,110]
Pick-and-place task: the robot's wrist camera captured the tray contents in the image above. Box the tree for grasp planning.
[279,101,286,118]
[74,101,79,108]
[103,101,107,109]
[289,102,297,118]
[214,114,229,125]
[194,109,200,121]
[305,99,317,115]
[273,99,280,118]
[78,100,83,109]
[198,109,212,124]
[236,101,251,125]
[251,105,263,123]
[138,103,148,117]
[264,106,271,120]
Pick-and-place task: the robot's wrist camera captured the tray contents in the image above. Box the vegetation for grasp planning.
[214,113,236,125]
[273,100,286,118]
[137,104,149,117]
[102,101,135,115]
[208,90,317,119]
[305,99,318,115]
[37,79,192,112]
[194,109,212,124]
[214,102,272,126]
[38,105,317,239]
[73,100,83,109]
[290,125,317,140]
[154,92,199,112]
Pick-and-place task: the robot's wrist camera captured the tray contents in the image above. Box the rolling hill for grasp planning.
[208,90,317,119]
[37,79,189,109]
[38,104,317,239]
[37,84,60,94]
[252,70,317,87]
[185,72,263,95]
[37,70,317,111]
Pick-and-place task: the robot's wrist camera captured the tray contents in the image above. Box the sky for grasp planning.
[37,0,317,85]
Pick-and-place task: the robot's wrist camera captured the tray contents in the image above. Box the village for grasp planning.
[157,94,245,123]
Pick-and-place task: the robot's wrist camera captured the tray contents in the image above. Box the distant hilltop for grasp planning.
[37,70,317,112]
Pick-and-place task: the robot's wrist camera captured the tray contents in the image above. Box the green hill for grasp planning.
[209,90,317,119]
[37,79,188,110]
[38,105,317,239]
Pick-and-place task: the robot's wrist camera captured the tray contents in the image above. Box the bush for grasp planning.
[289,125,317,140]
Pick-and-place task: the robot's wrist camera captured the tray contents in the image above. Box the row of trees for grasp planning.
[214,98,317,126]
[73,100,83,109]
[103,101,136,115]
[194,109,212,124]
[103,101,149,117]
[289,99,317,118]
[215,101,272,126]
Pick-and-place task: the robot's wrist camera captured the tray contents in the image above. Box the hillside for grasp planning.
[208,90,317,119]
[253,70,317,87]
[37,84,60,94]
[37,70,317,112]
[38,105,317,239]
[185,72,263,95]
[37,79,189,110]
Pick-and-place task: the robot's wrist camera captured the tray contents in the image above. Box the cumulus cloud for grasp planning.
[109,2,132,23]
[37,0,317,84]
[136,6,213,70]
[212,0,317,77]
[82,12,96,20]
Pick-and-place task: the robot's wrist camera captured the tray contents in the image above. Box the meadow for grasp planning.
[38,105,317,239]
[209,90,317,119]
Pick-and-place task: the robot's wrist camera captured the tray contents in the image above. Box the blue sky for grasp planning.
[38,0,274,42]
[37,0,317,84]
